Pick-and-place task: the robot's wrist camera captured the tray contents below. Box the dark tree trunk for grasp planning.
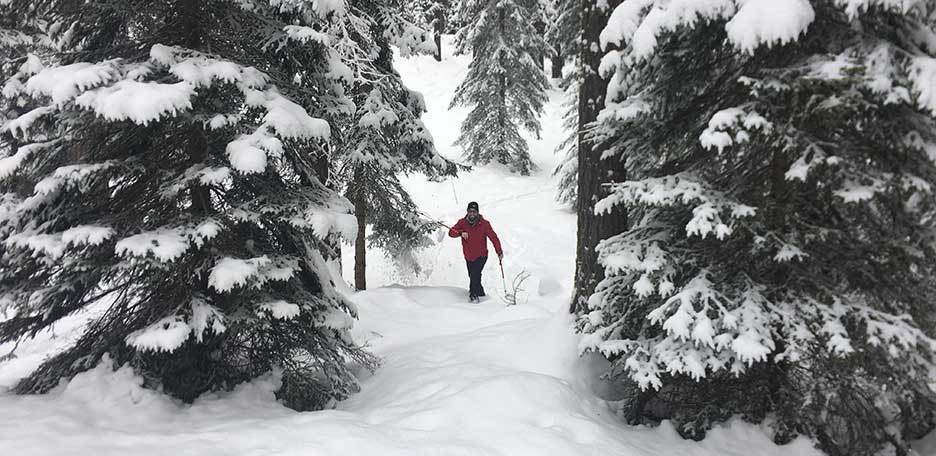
[181,0,209,218]
[551,43,564,79]
[353,171,367,291]
[432,10,445,61]
[312,147,342,265]
[572,0,627,314]
[534,19,547,75]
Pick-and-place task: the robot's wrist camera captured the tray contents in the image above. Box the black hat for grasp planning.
[467,201,479,211]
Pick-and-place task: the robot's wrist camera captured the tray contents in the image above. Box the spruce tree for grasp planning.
[545,0,579,79]
[577,1,936,454]
[335,0,456,290]
[547,0,580,208]
[0,0,378,409]
[552,80,579,209]
[450,0,550,175]
[414,0,452,61]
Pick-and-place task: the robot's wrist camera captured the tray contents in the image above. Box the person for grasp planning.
[448,201,503,302]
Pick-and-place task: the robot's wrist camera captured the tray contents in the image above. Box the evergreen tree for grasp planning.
[0,0,379,409]
[335,0,456,290]
[544,0,579,79]
[412,0,452,61]
[546,0,580,208]
[578,1,936,454]
[545,0,580,208]
[552,79,579,209]
[450,0,550,175]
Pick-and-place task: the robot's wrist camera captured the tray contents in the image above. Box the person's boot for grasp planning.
[469,295,479,303]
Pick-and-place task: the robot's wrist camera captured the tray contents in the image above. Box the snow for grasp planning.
[0,35,883,456]
[834,180,881,202]
[262,90,330,139]
[114,228,191,262]
[150,44,268,89]
[601,0,816,61]
[224,91,329,174]
[257,300,302,320]
[725,0,814,54]
[125,298,228,352]
[774,243,808,262]
[5,230,68,258]
[0,141,46,180]
[835,0,928,18]
[910,56,936,115]
[125,316,191,353]
[25,61,119,104]
[284,25,331,44]
[33,162,115,195]
[74,80,194,125]
[699,107,771,152]
[61,225,115,246]
[209,257,267,292]
[5,105,54,138]
[226,132,278,173]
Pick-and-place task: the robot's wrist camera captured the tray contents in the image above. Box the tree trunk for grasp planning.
[572,0,627,314]
[186,127,211,216]
[534,19,547,75]
[353,176,367,291]
[311,146,342,265]
[433,31,442,61]
[551,43,564,79]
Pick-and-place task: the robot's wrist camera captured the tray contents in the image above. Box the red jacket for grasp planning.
[448,216,503,261]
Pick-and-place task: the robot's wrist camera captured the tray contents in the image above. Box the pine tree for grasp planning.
[552,79,579,208]
[546,0,581,208]
[544,0,579,79]
[0,0,379,409]
[450,0,550,175]
[412,0,452,61]
[335,0,456,290]
[577,1,936,454]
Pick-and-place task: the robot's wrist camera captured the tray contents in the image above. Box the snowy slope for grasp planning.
[0,36,920,455]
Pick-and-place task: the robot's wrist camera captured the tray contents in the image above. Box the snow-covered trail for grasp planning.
[0,284,819,456]
[339,285,823,456]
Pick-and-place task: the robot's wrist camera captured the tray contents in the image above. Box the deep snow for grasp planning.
[0,36,928,456]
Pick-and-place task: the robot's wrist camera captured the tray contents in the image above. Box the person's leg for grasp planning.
[477,256,488,296]
[466,259,475,298]
[467,256,486,298]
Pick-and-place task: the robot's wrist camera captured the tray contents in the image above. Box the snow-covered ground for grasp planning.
[0,36,929,455]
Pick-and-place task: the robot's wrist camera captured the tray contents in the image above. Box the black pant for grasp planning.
[466,256,487,298]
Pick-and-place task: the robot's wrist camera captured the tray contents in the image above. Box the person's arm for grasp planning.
[486,221,503,257]
[448,219,464,238]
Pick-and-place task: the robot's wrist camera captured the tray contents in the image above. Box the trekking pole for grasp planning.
[499,256,506,291]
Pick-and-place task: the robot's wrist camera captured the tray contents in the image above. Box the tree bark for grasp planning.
[353,174,367,291]
[432,8,445,61]
[534,19,548,74]
[551,43,564,79]
[180,0,210,217]
[572,0,627,314]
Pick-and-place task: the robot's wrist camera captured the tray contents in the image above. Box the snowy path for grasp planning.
[0,284,821,455]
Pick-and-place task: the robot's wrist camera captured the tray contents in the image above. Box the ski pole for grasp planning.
[499,256,506,291]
